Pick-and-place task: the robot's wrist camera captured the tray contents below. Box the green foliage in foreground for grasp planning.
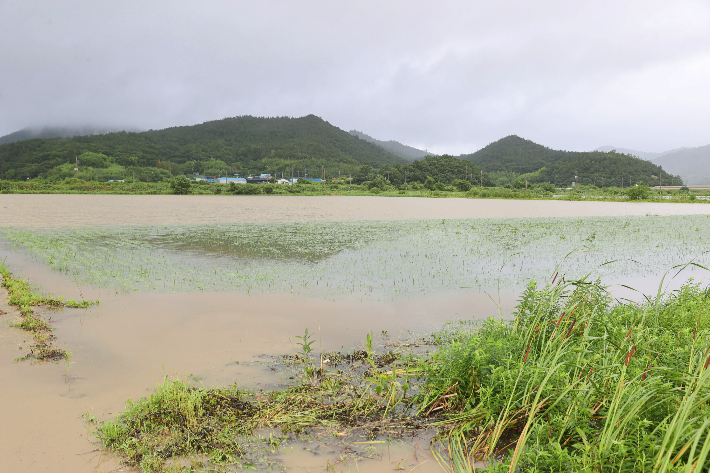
[421,277,710,472]
[0,263,94,361]
[93,276,710,472]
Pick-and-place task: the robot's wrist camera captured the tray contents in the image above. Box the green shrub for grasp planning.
[169,176,191,195]
[538,182,556,192]
[231,184,262,195]
[454,179,472,192]
[626,183,649,200]
[364,175,388,191]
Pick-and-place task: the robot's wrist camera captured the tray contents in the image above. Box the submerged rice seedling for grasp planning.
[2,215,710,300]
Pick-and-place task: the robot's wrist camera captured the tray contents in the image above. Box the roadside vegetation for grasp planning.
[91,274,710,472]
[0,263,95,361]
[0,177,706,203]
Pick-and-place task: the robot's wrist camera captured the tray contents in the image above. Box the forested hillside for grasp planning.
[0,115,404,181]
[461,135,681,187]
[352,155,492,187]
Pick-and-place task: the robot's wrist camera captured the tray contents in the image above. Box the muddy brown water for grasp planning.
[2,195,709,472]
[2,194,710,227]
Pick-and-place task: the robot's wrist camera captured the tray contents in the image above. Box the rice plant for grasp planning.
[2,215,710,300]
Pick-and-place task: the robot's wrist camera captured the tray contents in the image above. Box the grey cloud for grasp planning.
[1,0,709,154]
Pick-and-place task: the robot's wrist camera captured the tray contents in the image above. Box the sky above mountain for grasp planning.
[1,1,709,155]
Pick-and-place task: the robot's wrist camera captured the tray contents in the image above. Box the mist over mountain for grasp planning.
[0,126,131,146]
[596,144,710,186]
[348,130,430,162]
[650,146,710,186]
[595,146,665,161]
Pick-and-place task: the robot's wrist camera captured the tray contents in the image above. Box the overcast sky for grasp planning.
[1,0,709,154]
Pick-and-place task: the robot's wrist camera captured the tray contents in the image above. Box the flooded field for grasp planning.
[3,195,710,472]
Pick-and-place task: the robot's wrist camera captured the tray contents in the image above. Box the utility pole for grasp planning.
[480,170,483,188]
[621,177,624,188]
[75,156,79,178]
[575,171,578,188]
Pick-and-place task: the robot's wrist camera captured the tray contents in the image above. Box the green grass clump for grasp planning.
[419,278,710,472]
[0,263,95,361]
[93,347,424,472]
[94,379,254,472]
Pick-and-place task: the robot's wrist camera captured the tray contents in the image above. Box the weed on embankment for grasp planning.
[93,275,710,472]
[420,275,710,472]
[0,263,96,361]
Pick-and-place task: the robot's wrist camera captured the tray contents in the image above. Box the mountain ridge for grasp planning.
[348,130,430,161]
[460,135,681,187]
[0,115,405,181]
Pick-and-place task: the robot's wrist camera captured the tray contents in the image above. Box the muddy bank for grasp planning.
[2,194,710,228]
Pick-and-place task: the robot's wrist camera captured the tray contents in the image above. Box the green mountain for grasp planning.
[0,115,405,181]
[348,130,430,161]
[461,135,681,187]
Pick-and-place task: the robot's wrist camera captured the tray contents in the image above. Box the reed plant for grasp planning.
[420,275,710,472]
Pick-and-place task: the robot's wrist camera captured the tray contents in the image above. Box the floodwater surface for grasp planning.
[2,194,710,227]
[2,195,710,472]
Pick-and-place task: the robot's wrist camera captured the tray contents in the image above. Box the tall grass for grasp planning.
[420,277,710,472]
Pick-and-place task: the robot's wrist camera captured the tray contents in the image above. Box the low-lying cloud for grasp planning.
[1,0,709,154]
